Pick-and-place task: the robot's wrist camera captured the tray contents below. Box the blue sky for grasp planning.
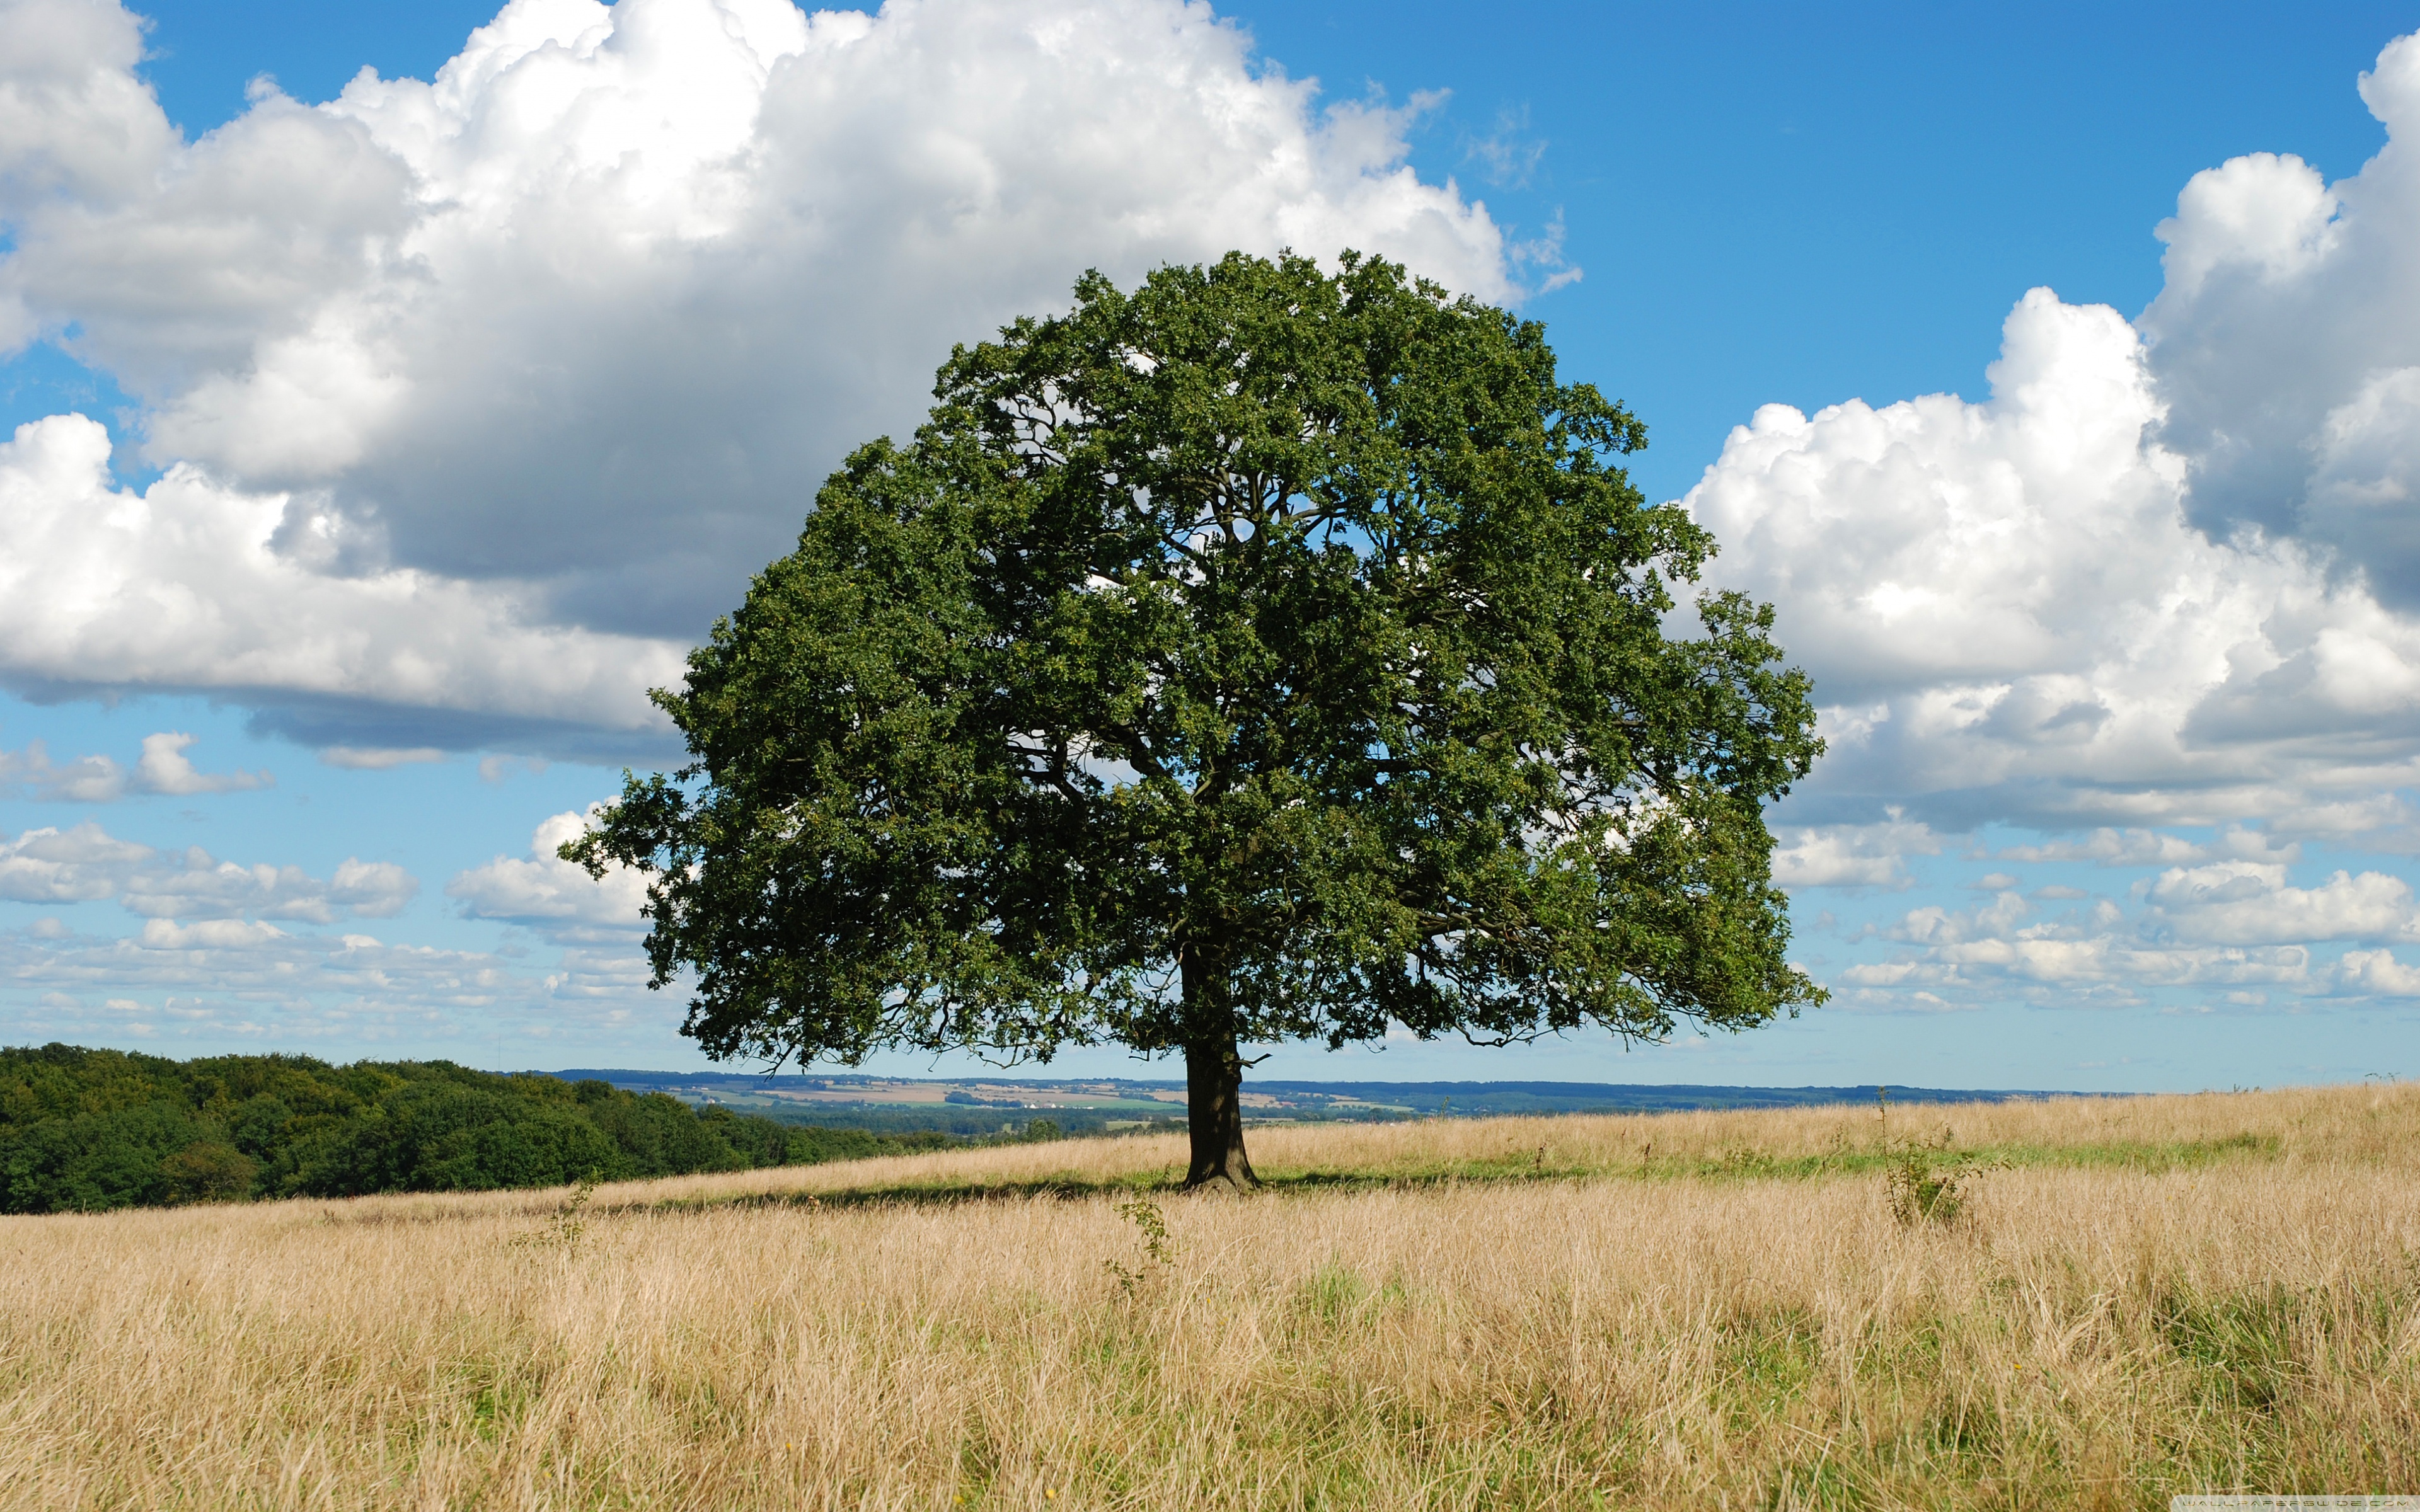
[4,0,2419,1089]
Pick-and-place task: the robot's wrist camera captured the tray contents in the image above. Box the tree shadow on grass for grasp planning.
[618,1131,2291,1218]
[625,1164,1583,1216]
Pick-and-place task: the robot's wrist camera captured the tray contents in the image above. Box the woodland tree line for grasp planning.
[0,1043,975,1213]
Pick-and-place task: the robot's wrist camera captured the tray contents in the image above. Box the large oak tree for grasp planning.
[565,251,1825,1189]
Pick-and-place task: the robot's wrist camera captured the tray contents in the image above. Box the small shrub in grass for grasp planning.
[1872,1088,1996,1225]
[1103,1196,1175,1296]
[1885,1133,1997,1226]
[513,1174,599,1252]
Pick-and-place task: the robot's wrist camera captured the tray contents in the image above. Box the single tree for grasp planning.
[565,251,1824,1191]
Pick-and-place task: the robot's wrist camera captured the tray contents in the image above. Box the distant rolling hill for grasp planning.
[546,1068,2095,1136]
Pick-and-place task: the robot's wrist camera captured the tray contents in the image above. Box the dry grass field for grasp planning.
[3,1083,2417,1509]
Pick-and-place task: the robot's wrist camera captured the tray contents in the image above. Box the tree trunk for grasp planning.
[1182,1035,1257,1191]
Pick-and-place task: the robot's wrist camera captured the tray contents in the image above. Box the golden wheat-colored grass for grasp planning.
[3,1084,2417,1509]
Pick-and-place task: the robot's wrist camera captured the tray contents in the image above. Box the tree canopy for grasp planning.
[568,251,1824,1188]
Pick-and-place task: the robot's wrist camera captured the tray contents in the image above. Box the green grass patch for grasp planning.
[628,1128,2292,1214]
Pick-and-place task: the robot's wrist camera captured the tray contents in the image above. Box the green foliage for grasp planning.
[0,1043,967,1214]
[159,1140,255,1206]
[1884,1130,1997,1227]
[1103,1196,1177,1296]
[515,1174,600,1252]
[3,1101,204,1211]
[567,249,1824,1075]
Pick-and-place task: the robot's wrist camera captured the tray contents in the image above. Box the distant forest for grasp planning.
[0,1043,1042,1215]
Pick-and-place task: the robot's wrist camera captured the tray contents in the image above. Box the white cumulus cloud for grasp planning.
[0,729,267,799]
[0,414,688,741]
[1681,30,2420,845]
[446,806,649,941]
[0,0,1533,752]
[2141,861,2420,946]
[1822,855,2420,1012]
[2331,947,2420,997]
[1770,812,1944,888]
[118,850,418,923]
[0,738,125,801]
[1835,881,2319,1011]
[0,818,418,920]
[1690,287,2420,834]
[0,917,543,1024]
[0,820,147,902]
[0,885,665,1050]
[2143,35,2420,605]
[129,731,267,794]
[0,729,275,799]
